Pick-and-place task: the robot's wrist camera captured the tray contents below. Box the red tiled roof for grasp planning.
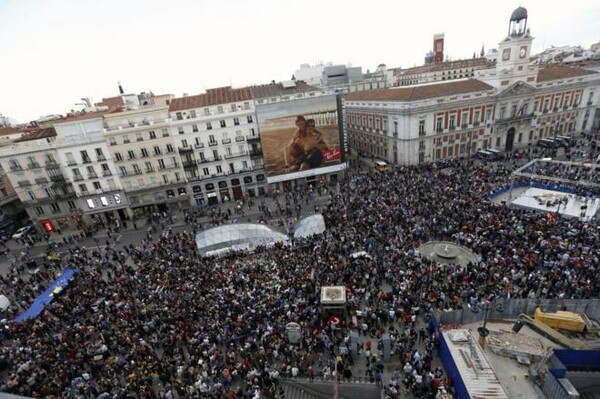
[95,96,125,108]
[536,65,597,82]
[0,126,19,137]
[14,127,57,142]
[249,81,320,99]
[169,86,254,112]
[344,79,494,102]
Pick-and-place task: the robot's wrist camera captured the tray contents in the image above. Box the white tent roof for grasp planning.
[196,223,289,256]
[293,214,326,239]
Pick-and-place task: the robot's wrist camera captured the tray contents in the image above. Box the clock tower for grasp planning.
[495,7,537,88]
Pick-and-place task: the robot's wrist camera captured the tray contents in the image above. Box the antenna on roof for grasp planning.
[118,81,124,95]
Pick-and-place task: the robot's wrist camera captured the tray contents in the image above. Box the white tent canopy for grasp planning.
[293,214,326,239]
[196,223,289,256]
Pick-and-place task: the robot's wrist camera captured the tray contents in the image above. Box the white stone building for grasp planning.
[168,86,265,206]
[345,7,600,165]
[0,112,130,233]
[102,103,188,215]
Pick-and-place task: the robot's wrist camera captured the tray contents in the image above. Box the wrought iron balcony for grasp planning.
[49,174,66,182]
[224,151,248,159]
[249,148,263,157]
[183,160,198,168]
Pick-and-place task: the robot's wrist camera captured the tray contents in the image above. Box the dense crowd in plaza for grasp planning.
[519,159,600,186]
[0,155,599,399]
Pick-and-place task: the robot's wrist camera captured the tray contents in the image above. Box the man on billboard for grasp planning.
[284,116,330,172]
[257,94,345,181]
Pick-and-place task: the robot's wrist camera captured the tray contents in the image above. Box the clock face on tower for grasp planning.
[502,48,511,61]
[519,46,527,59]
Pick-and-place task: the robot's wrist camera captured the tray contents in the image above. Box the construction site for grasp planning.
[436,299,600,399]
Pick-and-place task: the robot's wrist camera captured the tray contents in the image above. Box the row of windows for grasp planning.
[117,157,179,176]
[65,148,105,165]
[174,102,252,120]
[175,114,253,129]
[33,201,77,216]
[10,149,106,170]
[109,129,170,145]
[71,163,111,179]
[435,109,493,132]
[536,91,588,113]
[114,145,175,160]
[115,158,253,178]
[255,92,316,105]
[108,121,255,148]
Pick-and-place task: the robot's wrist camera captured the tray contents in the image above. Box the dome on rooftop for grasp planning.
[510,6,527,22]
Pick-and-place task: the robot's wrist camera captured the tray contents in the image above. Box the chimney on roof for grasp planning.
[118,81,124,95]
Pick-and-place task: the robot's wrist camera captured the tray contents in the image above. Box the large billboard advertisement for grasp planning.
[256,94,347,183]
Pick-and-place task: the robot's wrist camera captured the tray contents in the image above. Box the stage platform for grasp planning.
[509,187,600,221]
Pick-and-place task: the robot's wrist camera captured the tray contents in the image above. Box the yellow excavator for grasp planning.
[513,307,600,350]
[533,307,593,333]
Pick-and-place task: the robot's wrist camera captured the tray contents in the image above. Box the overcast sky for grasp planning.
[1,0,598,123]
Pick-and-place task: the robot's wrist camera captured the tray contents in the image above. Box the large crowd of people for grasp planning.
[521,159,600,186]
[0,155,599,398]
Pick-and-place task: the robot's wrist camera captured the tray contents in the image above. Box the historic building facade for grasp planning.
[0,82,340,230]
[345,7,600,165]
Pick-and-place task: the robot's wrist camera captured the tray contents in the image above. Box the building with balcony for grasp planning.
[0,111,131,233]
[0,126,72,233]
[53,113,128,230]
[345,7,600,165]
[102,103,190,214]
[169,86,265,206]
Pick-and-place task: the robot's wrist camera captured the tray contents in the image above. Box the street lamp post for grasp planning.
[477,300,491,348]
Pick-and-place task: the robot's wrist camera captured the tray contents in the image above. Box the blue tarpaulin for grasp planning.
[13,268,77,323]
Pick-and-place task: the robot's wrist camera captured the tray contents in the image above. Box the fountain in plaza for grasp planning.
[416,241,478,269]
